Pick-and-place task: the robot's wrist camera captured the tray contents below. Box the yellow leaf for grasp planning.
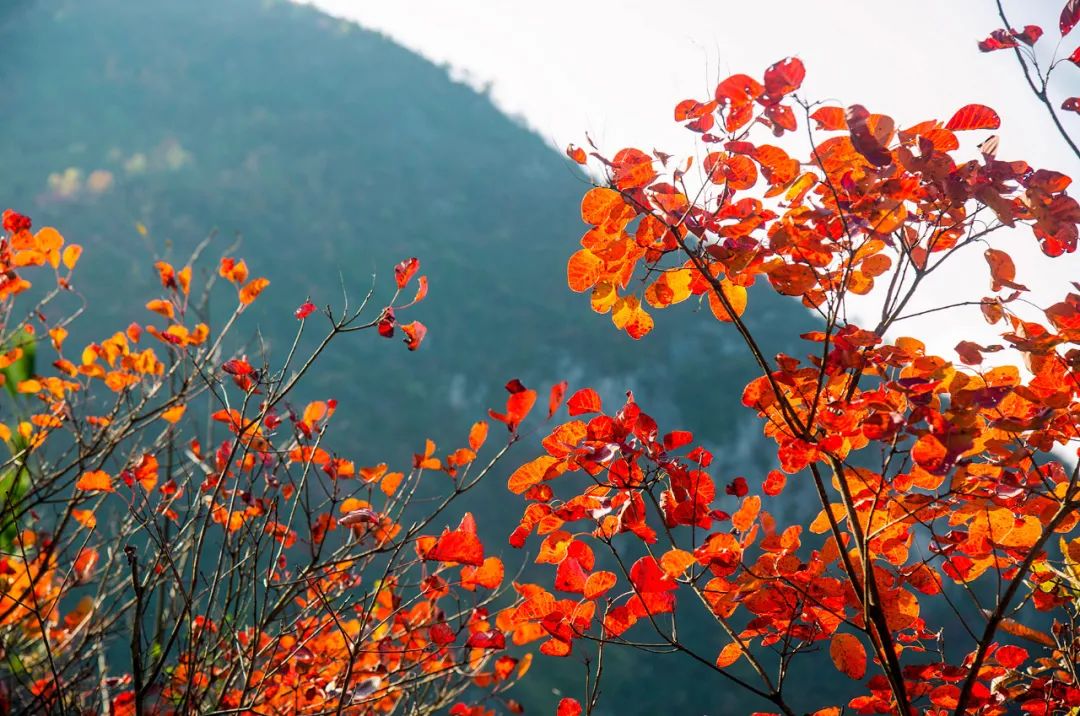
[707,279,748,322]
[591,281,618,314]
[62,244,82,270]
[16,379,41,394]
[160,404,186,424]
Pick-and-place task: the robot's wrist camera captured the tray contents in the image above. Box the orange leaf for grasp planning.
[76,470,113,493]
[583,570,617,599]
[567,249,603,292]
[810,106,846,131]
[732,495,761,532]
[219,257,249,284]
[461,556,505,590]
[508,455,560,495]
[468,421,488,452]
[401,321,427,351]
[72,509,97,529]
[611,148,656,190]
[566,144,587,164]
[238,277,270,305]
[715,641,743,668]
[581,187,629,226]
[984,248,1026,292]
[829,632,867,679]
[380,471,404,496]
[659,549,695,578]
[146,299,174,319]
[160,404,186,424]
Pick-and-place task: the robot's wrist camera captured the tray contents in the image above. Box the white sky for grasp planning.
[299,0,1080,360]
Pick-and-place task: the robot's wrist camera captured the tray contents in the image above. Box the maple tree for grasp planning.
[0,210,536,715]
[499,20,1080,716]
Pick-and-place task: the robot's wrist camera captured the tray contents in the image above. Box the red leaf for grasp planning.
[762,469,786,496]
[994,644,1028,669]
[663,430,693,451]
[489,385,538,432]
[567,388,602,416]
[556,698,582,716]
[725,477,748,498]
[566,144,587,164]
[378,307,395,337]
[1063,0,1080,36]
[715,74,764,107]
[845,104,893,166]
[402,321,426,351]
[1062,97,1080,113]
[222,358,255,376]
[294,301,316,320]
[424,523,484,566]
[977,28,1019,52]
[430,622,456,645]
[410,276,429,305]
[763,57,805,97]
[1071,46,1080,66]
[2,209,31,234]
[629,556,677,593]
[548,381,568,419]
[1014,25,1043,45]
[554,557,588,593]
[945,104,1001,131]
[395,257,419,289]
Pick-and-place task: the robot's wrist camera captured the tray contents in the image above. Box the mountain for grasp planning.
[0,0,829,711]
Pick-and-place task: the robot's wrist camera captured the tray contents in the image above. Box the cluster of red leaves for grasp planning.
[0,211,529,715]
[377,257,428,350]
[977,2,1080,116]
[569,57,1077,342]
[505,55,1080,715]
[159,566,528,715]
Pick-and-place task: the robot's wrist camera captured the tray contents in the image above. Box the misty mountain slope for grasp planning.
[0,0,835,712]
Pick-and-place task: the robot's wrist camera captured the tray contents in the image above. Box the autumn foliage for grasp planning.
[0,209,536,715]
[501,17,1080,716]
[5,6,1080,716]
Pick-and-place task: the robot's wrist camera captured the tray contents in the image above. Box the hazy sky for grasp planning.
[300,0,1079,360]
